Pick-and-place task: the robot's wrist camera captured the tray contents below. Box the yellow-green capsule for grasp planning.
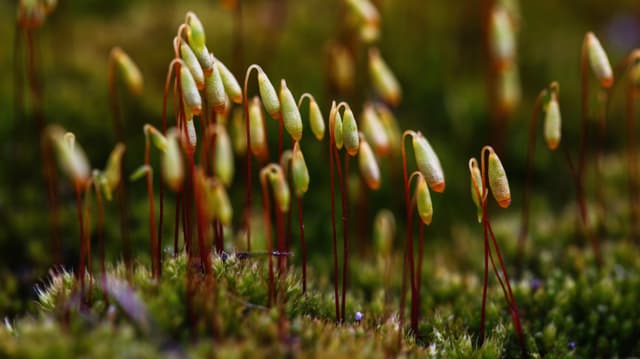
[144,124,168,152]
[586,32,614,88]
[212,182,233,225]
[180,43,204,90]
[490,5,516,66]
[103,143,126,197]
[469,158,483,223]
[345,0,379,26]
[308,98,325,140]
[214,59,242,104]
[488,150,511,208]
[185,11,206,53]
[362,103,390,156]
[231,107,247,155]
[162,130,184,192]
[180,66,202,116]
[416,176,433,225]
[342,107,359,156]
[412,133,445,192]
[214,126,234,187]
[205,59,227,114]
[497,65,521,115]
[249,97,268,157]
[269,168,290,213]
[358,140,381,190]
[58,135,90,188]
[333,111,344,149]
[544,92,561,150]
[291,144,310,197]
[279,80,303,141]
[369,48,402,106]
[373,209,395,257]
[112,47,143,96]
[328,44,355,94]
[258,71,281,119]
[129,165,151,182]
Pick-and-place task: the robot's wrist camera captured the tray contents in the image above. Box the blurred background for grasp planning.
[1,0,639,316]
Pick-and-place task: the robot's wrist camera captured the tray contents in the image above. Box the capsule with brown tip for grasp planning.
[488,150,511,208]
[205,59,227,114]
[342,107,359,156]
[362,103,390,156]
[585,32,614,88]
[180,43,204,90]
[279,80,303,141]
[416,176,433,225]
[258,71,281,119]
[358,139,381,190]
[180,66,202,116]
[214,59,243,103]
[412,133,445,192]
[369,48,402,106]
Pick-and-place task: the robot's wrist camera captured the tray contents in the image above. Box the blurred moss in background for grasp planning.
[0,0,639,315]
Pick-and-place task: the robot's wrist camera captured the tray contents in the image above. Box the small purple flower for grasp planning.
[568,341,576,350]
[530,279,542,291]
[355,311,363,322]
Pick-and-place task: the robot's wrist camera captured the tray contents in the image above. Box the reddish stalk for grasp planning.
[144,138,158,278]
[276,199,286,275]
[297,195,307,293]
[243,65,260,253]
[94,180,108,304]
[627,74,640,240]
[74,182,86,302]
[328,108,341,321]
[334,146,349,322]
[260,168,276,306]
[517,90,546,269]
[193,168,211,275]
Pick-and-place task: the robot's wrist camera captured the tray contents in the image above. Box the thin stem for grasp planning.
[193,168,211,275]
[297,195,307,293]
[276,205,286,276]
[336,148,349,323]
[144,139,158,278]
[74,182,86,302]
[260,169,276,306]
[627,82,640,240]
[94,181,108,304]
[174,193,181,257]
[328,101,341,322]
[518,90,546,270]
[480,217,489,346]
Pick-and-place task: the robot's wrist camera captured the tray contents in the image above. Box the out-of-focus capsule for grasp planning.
[369,48,402,106]
[585,32,614,88]
[162,129,184,192]
[362,103,390,156]
[112,47,143,95]
[358,139,381,190]
[213,125,234,187]
[544,87,561,150]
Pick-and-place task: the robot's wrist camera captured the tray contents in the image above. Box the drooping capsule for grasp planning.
[416,175,433,225]
[249,96,268,157]
[361,103,390,156]
[308,97,325,140]
[358,139,381,190]
[544,91,561,150]
[368,48,402,106]
[231,107,247,155]
[180,43,204,90]
[214,59,243,103]
[214,126,234,187]
[185,11,206,53]
[279,80,303,141]
[333,111,344,150]
[52,131,90,188]
[103,143,126,200]
[412,133,445,192]
[488,150,511,208]
[345,0,380,26]
[291,143,310,197]
[469,158,483,223]
[258,71,281,119]
[585,32,614,88]
[373,209,395,257]
[162,129,184,192]
[342,107,359,156]
[180,66,202,116]
[205,59,227,114]
[112,47,143,96]
[144,124,168,152]
[269,167,290,213]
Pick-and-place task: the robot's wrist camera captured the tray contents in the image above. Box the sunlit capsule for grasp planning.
[362,103,390,156]
[342,107,359,156]
[231,107,247,155]
[291,143,310,197]
[544,91,561,150]
[212,182,233,225]
[162,129,184,192]
[185,11,206,53]
[129,164,151,182]
[205,59,227,114]
[269,168,290,213]
[333,111,344,149]
[213,59,242,104]
[53,132,90,188]
[369,48,402,106]
[279,80,303,141]
[180,66,202,116]
[144,124,168,152]
[112,47,143,96]
[249,97,268,157]
[258,71,281,120]
[416,176,433,225]
[308,98,325,140]
[358,140,381,190]
[103,143,126,199]
[373,209,395,257]
[490,5,516,68]
[496,65,521,115]
[180,43,204,90]
[214,126,234,187]
[412,133,445,192]
[469,158,483,223]
[586,32,614,88]
[488,150,511,208]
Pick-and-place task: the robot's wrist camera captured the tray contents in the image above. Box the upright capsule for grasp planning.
[544,90,561,150]
[214,125,234,187]
[291,143,310,197]
[162,129,184,192]
[469,158,483,223]
[416,175,433,225]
